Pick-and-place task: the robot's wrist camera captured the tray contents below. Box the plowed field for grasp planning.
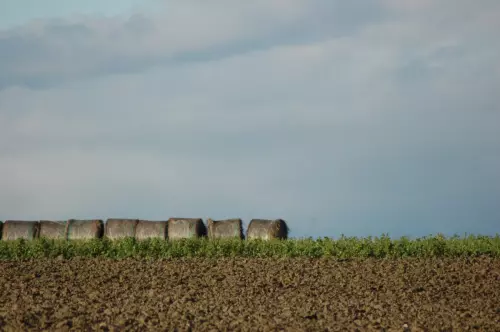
[1,257,499,331]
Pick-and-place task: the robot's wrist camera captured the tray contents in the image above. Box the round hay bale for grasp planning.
[67,219,103,240]
[246,219,289,240]
[135,220,167,240]
[105,218,138,240]
[2,220,40,241]
[207,218,244,239]
[167,218,207,240]
[39,220,68,239]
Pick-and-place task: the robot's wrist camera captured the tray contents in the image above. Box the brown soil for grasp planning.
[1,257,499,331]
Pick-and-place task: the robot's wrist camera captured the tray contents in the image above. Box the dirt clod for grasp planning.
[0,257,499,330]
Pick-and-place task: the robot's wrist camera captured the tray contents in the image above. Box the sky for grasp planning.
[0,1,499,238]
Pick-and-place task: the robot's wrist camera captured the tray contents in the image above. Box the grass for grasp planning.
[0,234,499,260]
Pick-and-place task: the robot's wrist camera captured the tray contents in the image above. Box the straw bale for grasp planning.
[246,219,289,240]
[135,220,167,240]
[207,218,244,239]
[105,218,138,240]
[2,220,40,240]
[167,218,207,240]
[39,220,68,239]
[67,219,103,240]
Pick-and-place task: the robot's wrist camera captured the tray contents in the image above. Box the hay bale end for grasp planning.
[2,220,40,241]
[67,219,103,240]
[246,219,289,240]
[39,220,68,240]
[167,218,206,240]
[207,218,244,239]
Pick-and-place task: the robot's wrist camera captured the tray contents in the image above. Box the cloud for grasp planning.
[0,1,388,90]
[0,1,499,237]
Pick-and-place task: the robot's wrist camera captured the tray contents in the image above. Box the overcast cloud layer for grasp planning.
[1,1,499,238]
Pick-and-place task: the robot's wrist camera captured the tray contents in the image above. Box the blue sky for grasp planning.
[0,1,499,238]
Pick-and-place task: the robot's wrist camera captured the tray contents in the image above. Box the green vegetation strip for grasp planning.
[1,235,499,260]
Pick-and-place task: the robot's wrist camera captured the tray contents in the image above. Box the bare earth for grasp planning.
[0,257,499,331]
